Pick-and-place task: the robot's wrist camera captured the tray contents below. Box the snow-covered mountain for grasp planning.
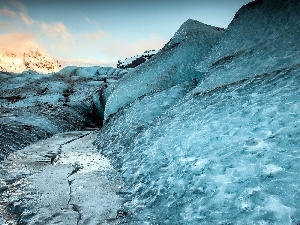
[117,49,159,69]
[0,47,62,74]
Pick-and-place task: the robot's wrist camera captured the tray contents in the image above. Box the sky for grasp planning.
[0,0,252,66]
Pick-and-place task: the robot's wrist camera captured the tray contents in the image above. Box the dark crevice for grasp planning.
[0,202,19,225]
[0,95,26,102]
[68,162,83,177]
[210,48,250,68]
[71,204,82,225]
[43,152,58,164]
[86,100,103,127]
[52,132,92,165]
[67,179,74,206]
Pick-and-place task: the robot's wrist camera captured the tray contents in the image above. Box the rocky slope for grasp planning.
[0,47,62,74]
[117,50,158,69]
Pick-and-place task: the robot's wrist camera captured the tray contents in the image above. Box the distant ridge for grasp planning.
[117,49,159,69]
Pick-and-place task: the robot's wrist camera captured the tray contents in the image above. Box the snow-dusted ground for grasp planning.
[0,130,124,225]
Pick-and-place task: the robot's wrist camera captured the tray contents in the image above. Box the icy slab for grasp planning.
[58,66,129,79]
[0,216,5,225]
[58,66,78,76]
[99,81,197,165]
[104,19,224,119]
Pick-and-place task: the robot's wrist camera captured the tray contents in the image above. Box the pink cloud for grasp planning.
[40,22,72,42]
[19,11,34,25]
[0,7,17,18]
[0,1,73,54]
[0,32,37,55]
[0,2,75,64]
[0,1,167,66]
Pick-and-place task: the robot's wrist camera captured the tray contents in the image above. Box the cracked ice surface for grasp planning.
[0,130,123,225]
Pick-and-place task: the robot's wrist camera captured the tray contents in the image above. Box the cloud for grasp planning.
[0,1,72,42]
[0,7,17,18]
[61,58,116,67]
[19,11,34,25]
[5,1,34,25]
[0,1,73,57]
[100,34,166,58]
[0,1,166,66]
[40,22,72,42]
[83,16,99,27]
[82,30,108,42]
[9,0,27,13]
[0,32,37,55]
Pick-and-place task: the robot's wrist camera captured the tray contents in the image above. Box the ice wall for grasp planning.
[104,19,224,119]
[96,1,300,223]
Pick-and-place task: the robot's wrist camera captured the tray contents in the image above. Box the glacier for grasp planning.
[0,0,299,224]
[0,66,129,160]
[95,0,300,224]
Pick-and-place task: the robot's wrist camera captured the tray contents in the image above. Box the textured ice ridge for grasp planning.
[104,19,224,119]
[96,0,300,224]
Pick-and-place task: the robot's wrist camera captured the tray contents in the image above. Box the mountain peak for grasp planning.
[176,19,224,36]
[163,18,225,52]
[0,46,61,74]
